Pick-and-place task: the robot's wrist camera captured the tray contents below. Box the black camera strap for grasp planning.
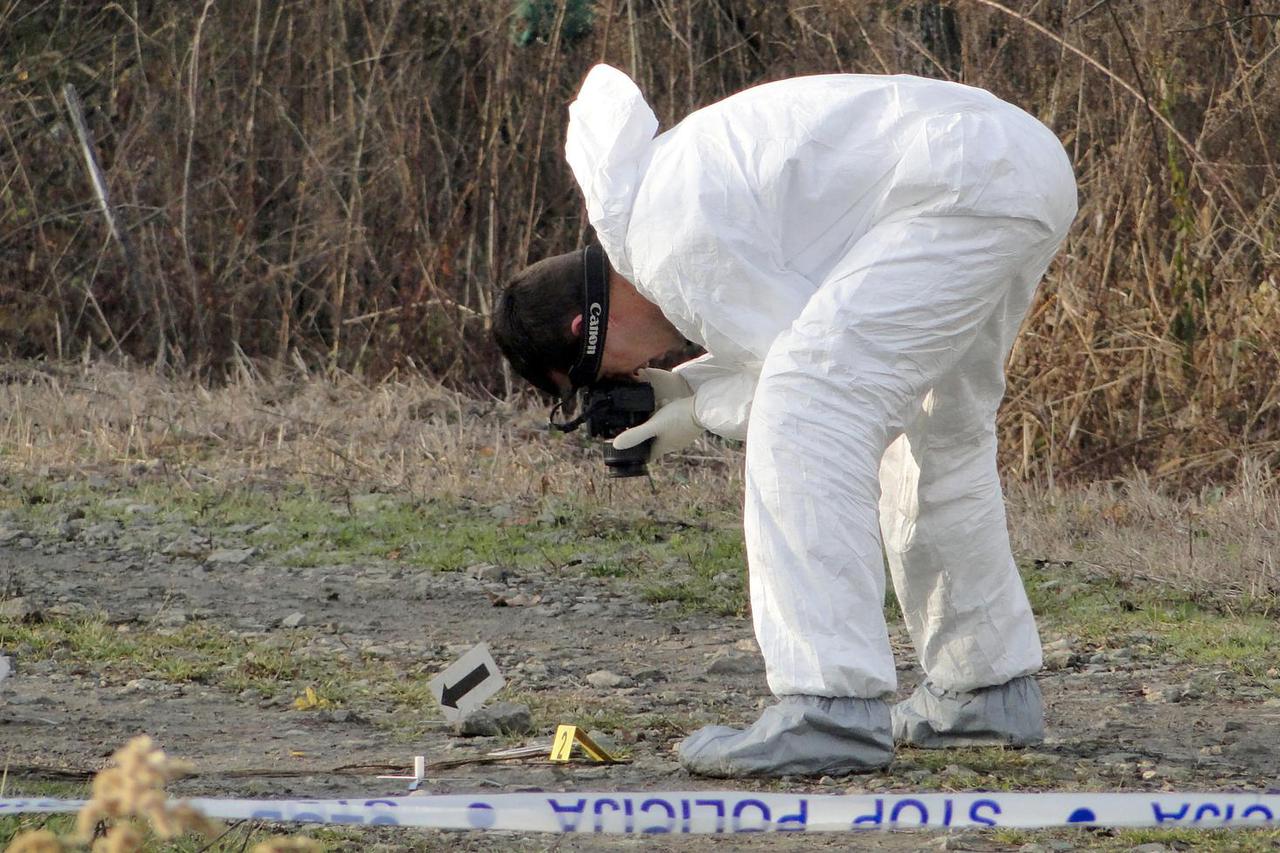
[548,243,609,434]
[567,243,609,391]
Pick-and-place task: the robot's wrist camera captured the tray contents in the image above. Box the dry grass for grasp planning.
[2,362,1275,603]
[0,361,742,518]
[1008,461,1280,605]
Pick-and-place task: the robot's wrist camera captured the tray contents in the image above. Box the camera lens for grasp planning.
[603,440,652,478]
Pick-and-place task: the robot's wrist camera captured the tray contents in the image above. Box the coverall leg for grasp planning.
[744,214,1067,700]
[878,280,1044,694]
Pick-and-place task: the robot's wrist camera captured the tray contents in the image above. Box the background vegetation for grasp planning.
[2,0,1277,480]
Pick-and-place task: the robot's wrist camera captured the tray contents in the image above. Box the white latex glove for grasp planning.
[613,396,702,461]
[637,367,692,407]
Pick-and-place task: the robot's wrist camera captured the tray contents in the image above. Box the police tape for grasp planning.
[3,792,1279,832]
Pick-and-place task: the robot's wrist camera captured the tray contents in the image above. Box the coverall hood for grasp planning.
[564,64,657,283]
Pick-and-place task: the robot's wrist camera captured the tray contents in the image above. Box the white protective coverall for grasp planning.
[566,65,1076,700]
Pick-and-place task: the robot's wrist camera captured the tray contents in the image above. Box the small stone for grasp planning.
[0,597,36,621]
[281,612,306,628]
[82,521,123,543]
[207,547,256,565]
[0,527,22,545]
[633,667,667,682]
[456,701,534,737]
[706,652,764,676]
[586,670,631,689]
[585,730,619,756]
[159,610,188,627]
[941,763,975,777]
[467,563,507,582]
[1223,720,1246,732]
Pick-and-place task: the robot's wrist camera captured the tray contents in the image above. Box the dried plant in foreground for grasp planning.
[5,735,314,851]
[73,735,219,845]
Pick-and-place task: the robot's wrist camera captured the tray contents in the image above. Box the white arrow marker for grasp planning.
[428,643,504,722]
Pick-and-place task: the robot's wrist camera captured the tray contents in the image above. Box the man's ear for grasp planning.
[570,313,583,337]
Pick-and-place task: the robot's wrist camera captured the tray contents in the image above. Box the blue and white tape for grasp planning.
[3,792,1278,832]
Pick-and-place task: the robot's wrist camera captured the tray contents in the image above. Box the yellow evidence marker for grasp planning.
[549,724,621,763]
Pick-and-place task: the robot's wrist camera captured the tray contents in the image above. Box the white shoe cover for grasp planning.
[891,676,1044,748]
[677,695,893,778]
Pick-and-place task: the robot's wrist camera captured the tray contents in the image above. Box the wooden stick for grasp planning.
[62,83,156,354]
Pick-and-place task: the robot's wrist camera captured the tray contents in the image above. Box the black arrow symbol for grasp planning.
[440,663,491,709]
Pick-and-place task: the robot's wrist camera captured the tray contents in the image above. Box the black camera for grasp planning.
[582,380,656,478]
[552,380,656,478]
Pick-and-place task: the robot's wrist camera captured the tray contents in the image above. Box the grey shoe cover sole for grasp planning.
[891,675,1045,748]
[677,695,893,779]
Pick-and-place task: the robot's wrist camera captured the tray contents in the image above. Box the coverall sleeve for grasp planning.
[631,175,815,441]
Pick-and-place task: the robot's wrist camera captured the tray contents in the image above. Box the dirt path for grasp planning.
[3,519,1279,850]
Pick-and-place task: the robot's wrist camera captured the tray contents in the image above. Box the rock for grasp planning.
[633,667,668,682]
[281,612,306,628]
[941,763,975,777]
[126,503,158,517]
[158,610,188,627]
[585,730,619,756]
[467,563,507,582]
[321,708,364,724]
[0,597,37,621]
[0,526,22,545]
[59,518,85,540]
[207,547,256,565]
[1141,683,1183,703]
[1042,638,1076,671]
[1128,845,1169,853]
[586,670,631,689]
[123,678,165,693]
[706,651,764,676]
[456,701,534,737]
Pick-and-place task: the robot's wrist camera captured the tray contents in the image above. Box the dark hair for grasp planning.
[492,250,585,397]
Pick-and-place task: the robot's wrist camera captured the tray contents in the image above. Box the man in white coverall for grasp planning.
[493,65,1077,778]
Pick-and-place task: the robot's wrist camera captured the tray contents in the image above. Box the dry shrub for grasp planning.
[2,1,1277,480]
[3,736,328,852]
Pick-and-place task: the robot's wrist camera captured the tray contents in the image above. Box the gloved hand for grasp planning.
[638,367,693,406]
[613,396,702,461]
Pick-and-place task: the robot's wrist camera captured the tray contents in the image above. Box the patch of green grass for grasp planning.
[6,475,1280,677]
[1023,562,1280,681]
[0,615,437,717]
